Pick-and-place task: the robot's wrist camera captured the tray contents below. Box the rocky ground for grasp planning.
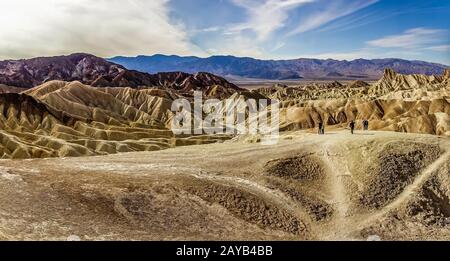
[0,130,448,240]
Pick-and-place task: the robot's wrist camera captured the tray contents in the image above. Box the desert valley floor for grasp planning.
[0,130,449,240]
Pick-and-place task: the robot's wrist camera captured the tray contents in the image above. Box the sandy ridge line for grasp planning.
[318,141,355,239]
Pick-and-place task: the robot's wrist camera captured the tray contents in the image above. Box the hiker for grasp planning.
[363,119,369,131]
[318,122,323,135]
[321,123,325,135]
[349,120,355,134]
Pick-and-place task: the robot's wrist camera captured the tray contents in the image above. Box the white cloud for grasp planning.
[367,28,447,49]
[205,35,266,58]
[192,26,222,34]
[293,27,450,65]
[288,0,378,35]
[202,0,314,58]
[200,27,222,33]
[0,0,204,60]
[271,42,286,52]
[206,0,380,59]
[302,49,423,61]
[229,0,314,41]
[424,45,450,52]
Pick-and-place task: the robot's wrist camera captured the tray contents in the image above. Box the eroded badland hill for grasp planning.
[0,54,449,240]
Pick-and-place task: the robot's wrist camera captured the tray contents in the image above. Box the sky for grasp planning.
[0,0,449,64]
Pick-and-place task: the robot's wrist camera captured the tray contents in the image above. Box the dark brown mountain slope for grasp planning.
[0,53,242,95]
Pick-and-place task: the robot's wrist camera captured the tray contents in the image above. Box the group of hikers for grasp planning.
[318,119,369,135]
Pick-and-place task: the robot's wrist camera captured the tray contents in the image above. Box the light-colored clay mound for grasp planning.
[0,69,449,159]
[255,69,450,136]
[0,83,230,159]
[0,131,448,240]
[280,98,450,136]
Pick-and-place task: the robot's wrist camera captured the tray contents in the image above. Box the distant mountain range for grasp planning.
[2,53,448,91]
[0,53,241,94]
[109,55,449,80]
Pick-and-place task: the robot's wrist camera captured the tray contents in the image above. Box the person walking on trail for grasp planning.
[349,120,355,134]
[363,119,369,131]
[318,122,323,135]
[321,123,325,135]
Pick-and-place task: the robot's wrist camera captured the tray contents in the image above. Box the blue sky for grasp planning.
[0,0,449,64]
[169,0,450,64]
